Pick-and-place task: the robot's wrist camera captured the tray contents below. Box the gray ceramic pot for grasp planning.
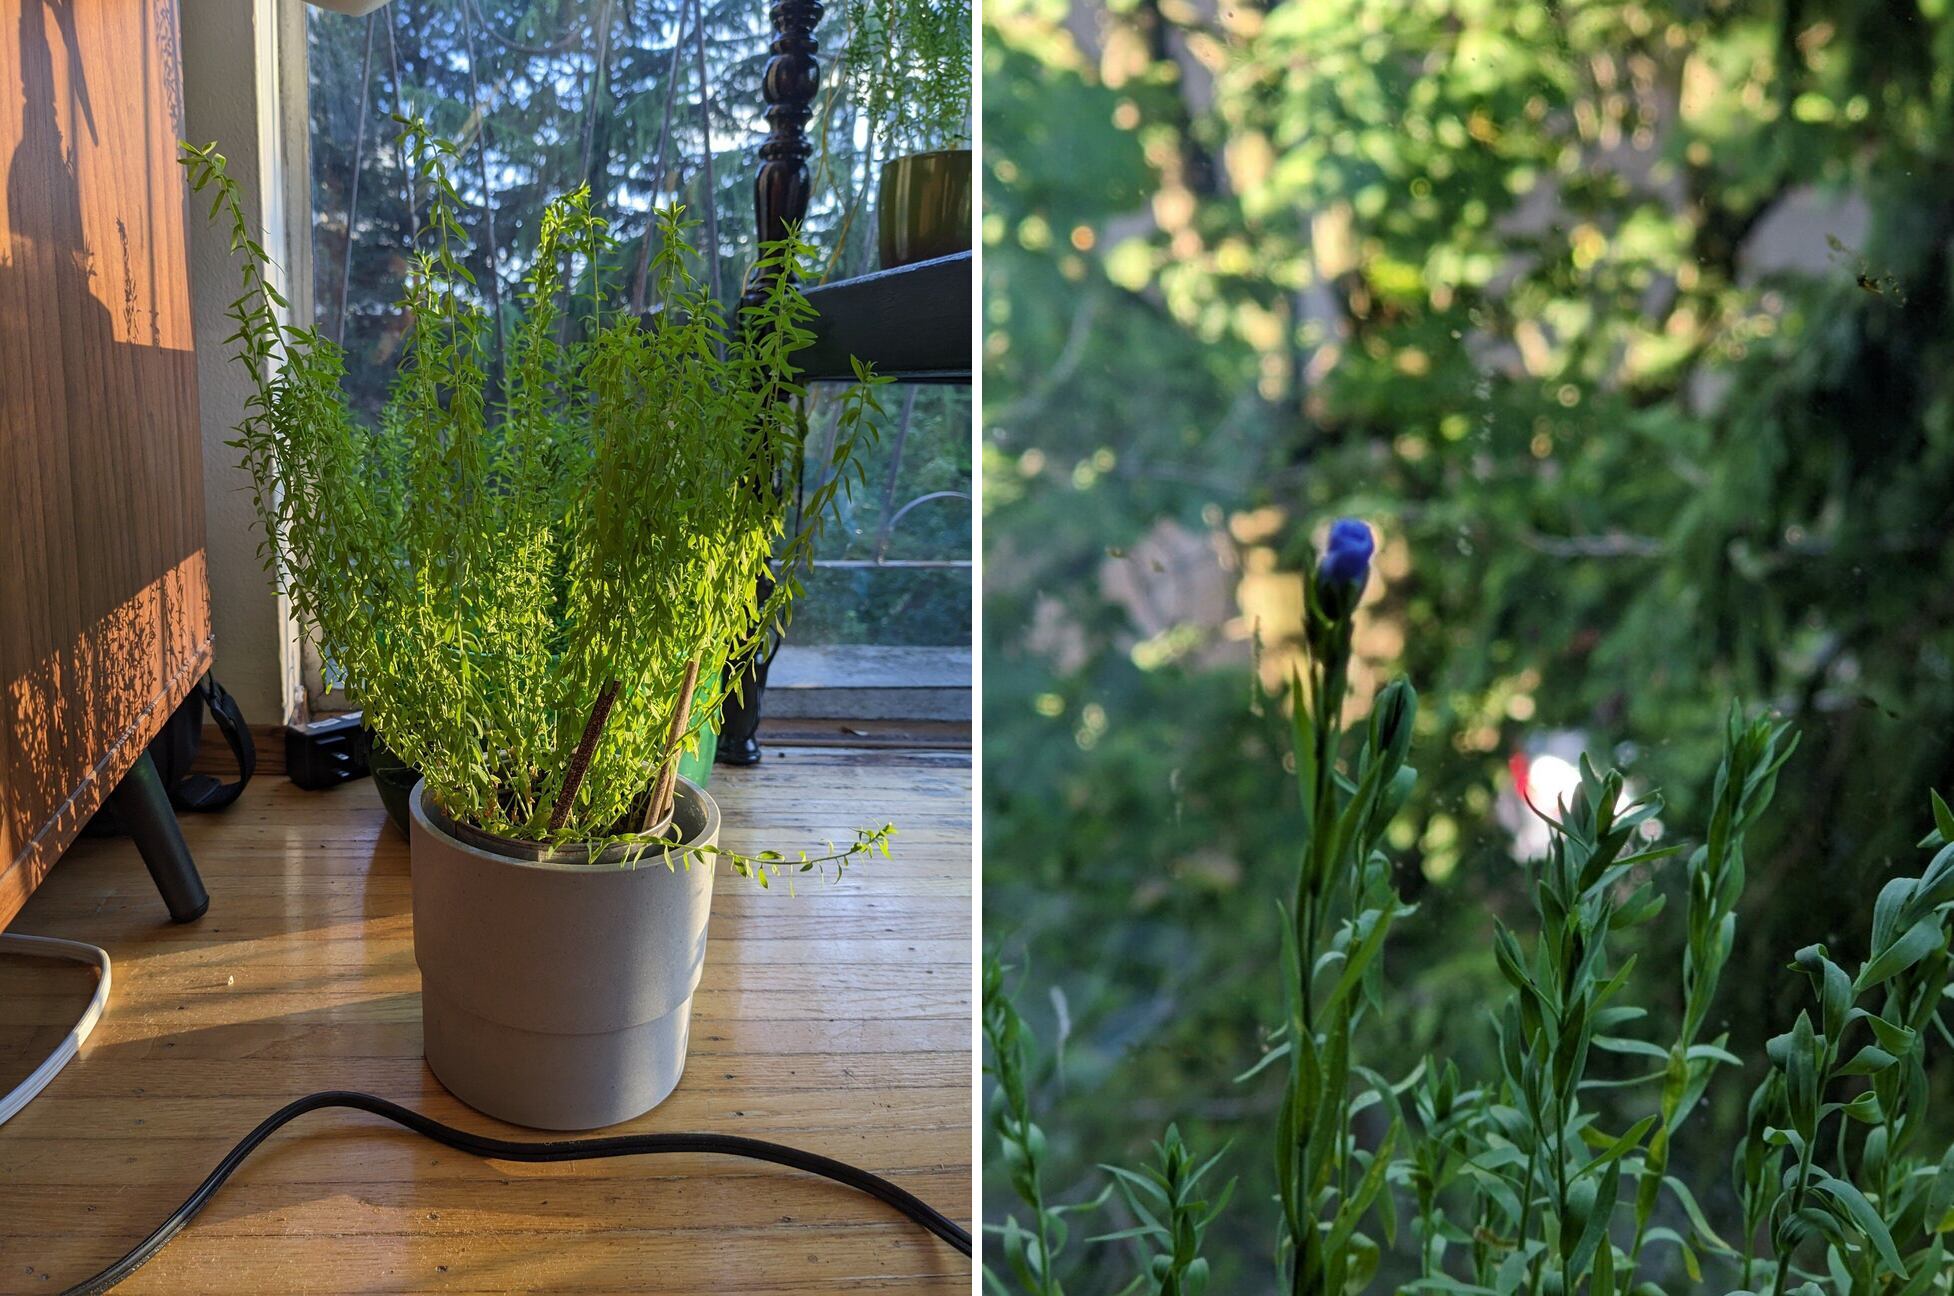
[407,778,721,1130]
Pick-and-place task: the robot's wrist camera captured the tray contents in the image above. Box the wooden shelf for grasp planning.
[796,251,971,385]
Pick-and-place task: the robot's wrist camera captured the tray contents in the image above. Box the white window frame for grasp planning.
[182,0,313,728]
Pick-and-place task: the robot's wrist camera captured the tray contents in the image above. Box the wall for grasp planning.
[179,0,308,727]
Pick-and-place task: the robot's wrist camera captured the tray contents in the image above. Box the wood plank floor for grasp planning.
[0,747,972,1294]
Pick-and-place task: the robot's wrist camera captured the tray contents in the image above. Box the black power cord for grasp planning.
[59,1089,972,1295]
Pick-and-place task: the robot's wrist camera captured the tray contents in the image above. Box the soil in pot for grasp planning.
[878,149,972,269]
[368,725,718,840]
[407,777,722,1129]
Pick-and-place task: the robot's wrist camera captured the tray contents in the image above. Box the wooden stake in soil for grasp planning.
[645,657,703,833]
[548,679,622,833]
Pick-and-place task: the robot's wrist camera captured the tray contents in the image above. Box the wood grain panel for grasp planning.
[0,0,210,925]
[0,746,973,1293]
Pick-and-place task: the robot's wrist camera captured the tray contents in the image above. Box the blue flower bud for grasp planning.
[1317,518,1375,594]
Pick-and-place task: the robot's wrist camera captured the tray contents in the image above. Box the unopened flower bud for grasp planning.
[1315,517,1375,620]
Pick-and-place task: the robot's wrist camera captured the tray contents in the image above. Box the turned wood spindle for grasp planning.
[720,0,824,767]
[741,0,823,313]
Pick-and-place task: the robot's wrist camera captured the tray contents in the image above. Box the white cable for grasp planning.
[0,932,111,1127]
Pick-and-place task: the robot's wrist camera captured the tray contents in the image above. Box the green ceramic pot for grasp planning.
[360,730,420,839]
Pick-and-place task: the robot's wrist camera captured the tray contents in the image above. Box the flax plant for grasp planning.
[1395,721,1954,1296]
[1625,712,1798,1280]
[1274,519,1418,1295]
[982,519,1954,1293]
[1387,715,1795,1294]
[984,956,1109,1296]
[1737,797,1954,1294]
[1093,1125,1235,1296]
[181,123,892,870]
[1479,759,1687,1291]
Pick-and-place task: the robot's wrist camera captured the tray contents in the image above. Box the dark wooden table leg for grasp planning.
[717,568,776,766]
[716,655,771,768]
[104,752,210,923]
[718,0,822,766]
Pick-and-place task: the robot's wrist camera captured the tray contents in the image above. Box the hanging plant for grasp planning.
[824,0,973,270]
[835,0,972,155]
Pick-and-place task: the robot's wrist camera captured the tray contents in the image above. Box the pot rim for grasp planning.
[409,777,720,872]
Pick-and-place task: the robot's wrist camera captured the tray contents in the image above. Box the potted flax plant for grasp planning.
[182,123,892,1130]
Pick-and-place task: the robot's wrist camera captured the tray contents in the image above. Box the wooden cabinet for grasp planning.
[1,0,211,925]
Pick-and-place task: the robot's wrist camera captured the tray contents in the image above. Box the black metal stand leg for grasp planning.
[717,568,778,768]
[716,648,771,767]
[105,751,209,923]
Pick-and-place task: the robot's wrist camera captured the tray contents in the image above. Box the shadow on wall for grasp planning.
[1,0,210,904]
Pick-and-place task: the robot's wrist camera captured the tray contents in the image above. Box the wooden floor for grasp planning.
[0,747,971,1294]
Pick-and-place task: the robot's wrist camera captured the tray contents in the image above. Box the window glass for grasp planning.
[306,0,969,648]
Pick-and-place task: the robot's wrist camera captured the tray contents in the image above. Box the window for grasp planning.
[304,0,970,700]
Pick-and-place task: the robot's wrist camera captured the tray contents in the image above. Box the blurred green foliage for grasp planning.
[982,0,1954,1286]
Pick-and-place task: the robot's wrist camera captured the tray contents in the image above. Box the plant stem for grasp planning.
[1516,1134,1541,1285]
[384,13,416,236]
[336,14,376,348]
[1770,1058,1828,1296]
[1288,644,1348,1296]
[1035,1184,1060,1296]
[690,0,722,302]
[1552,1100,1570,1281]
[457,1,505,388]
[1290,864,1318,1296]
[628,12,690,316]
